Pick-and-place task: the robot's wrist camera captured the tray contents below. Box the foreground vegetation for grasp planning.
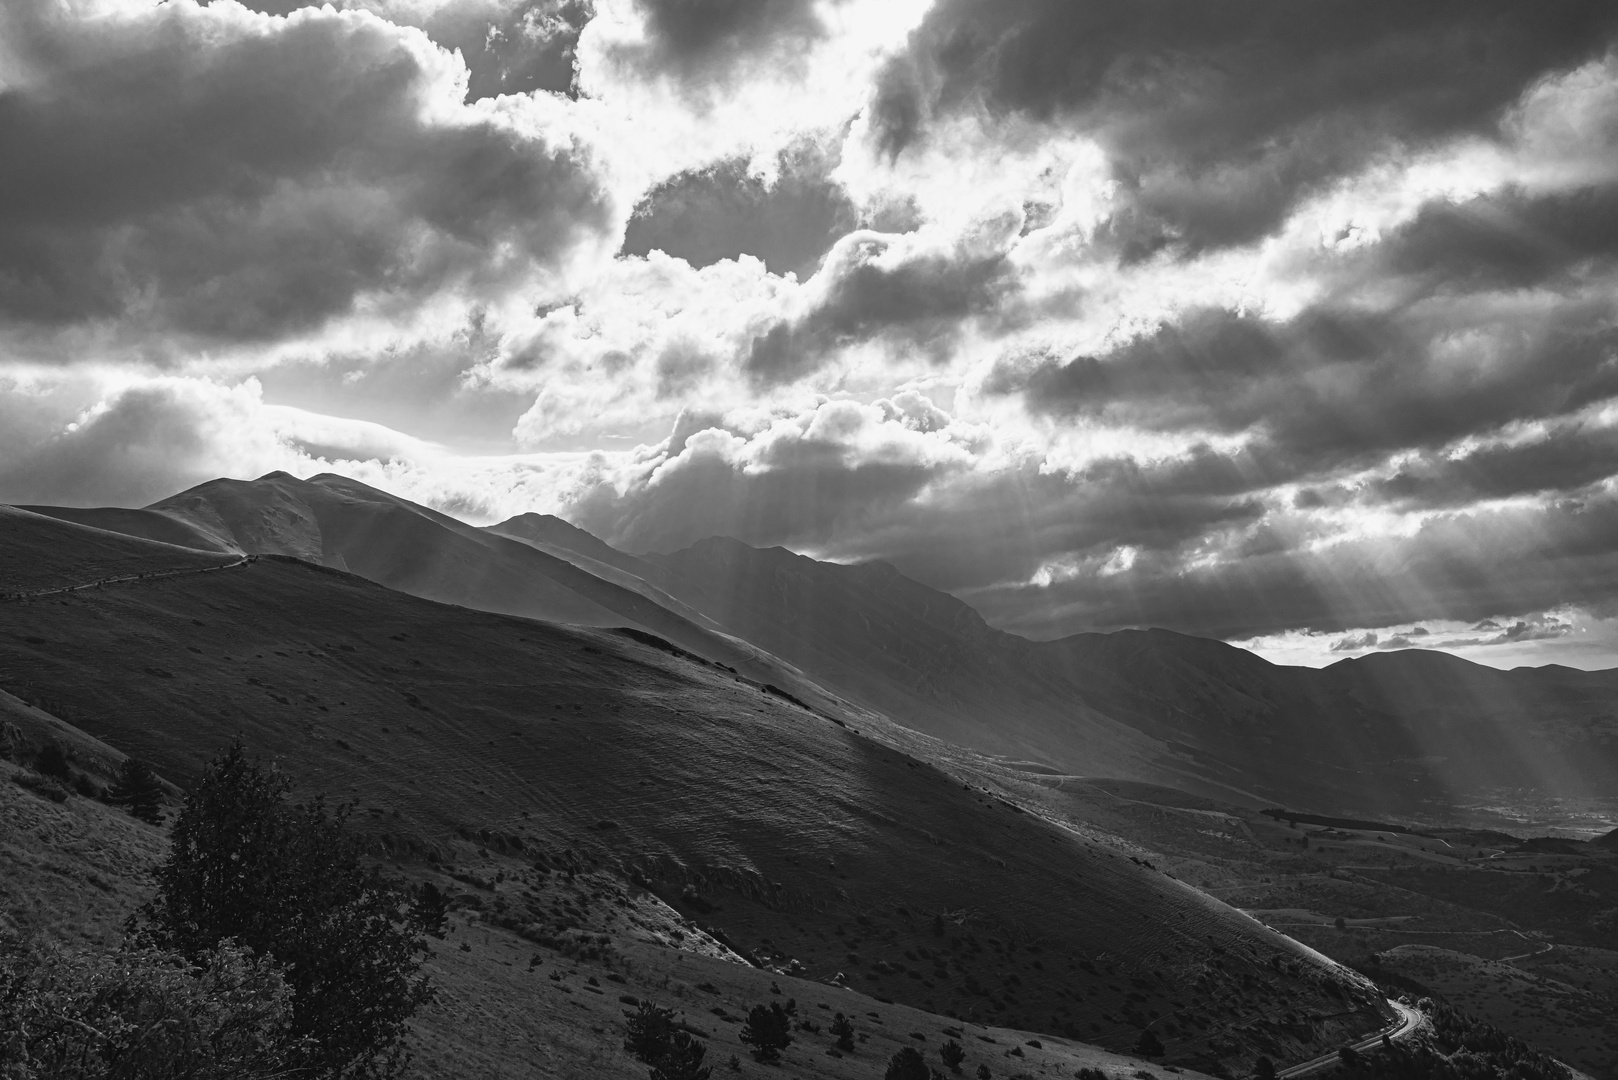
[1,742,432,1079]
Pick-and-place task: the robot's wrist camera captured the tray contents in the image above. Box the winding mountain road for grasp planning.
[1278,1000,1423,1079]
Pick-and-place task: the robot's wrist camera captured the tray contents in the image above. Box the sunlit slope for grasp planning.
[0,506,235,594]
[34,474,812,680]
[0,527,1383,1067]
[18,504,241,554]
[644,539,1618,819]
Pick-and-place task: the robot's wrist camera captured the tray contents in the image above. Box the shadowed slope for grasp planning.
[645,539,1618,820]
[0,519,1385,1069]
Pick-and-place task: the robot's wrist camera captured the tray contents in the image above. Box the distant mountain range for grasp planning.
[24,472,1618,822]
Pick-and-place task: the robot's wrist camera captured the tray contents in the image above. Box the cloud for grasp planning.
[1332,631,1378,652]
[622,139,858,278]
[0,0,610,360]
[567,394,988,552]
[745,222,1022,383]
[867,0,1618,255]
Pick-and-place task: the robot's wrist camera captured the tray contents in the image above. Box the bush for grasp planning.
[1254,1056,1276,1080]
[0,933,305,1079]
[831,1012,855,1052]
[941,1038,966,1071]
[107,756,164,825]
[134,740,432,1079]
[33,742,71,783]
[11,770,69,803]
[976,1066,991,1080]
[1134,1030,1164,1058]
[887,1047,931,1080]
[740,999,796,1063]
[652,1031,713,1080]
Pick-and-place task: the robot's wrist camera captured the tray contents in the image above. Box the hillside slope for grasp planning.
[0,513,1385,1073]
[24,475,829,697]
[637,539,1618,820]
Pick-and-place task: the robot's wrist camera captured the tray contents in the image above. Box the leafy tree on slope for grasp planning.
[135,740,432,1079]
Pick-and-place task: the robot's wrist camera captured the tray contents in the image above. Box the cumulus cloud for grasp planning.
[0,0,609,360]
[867,0,1618,256]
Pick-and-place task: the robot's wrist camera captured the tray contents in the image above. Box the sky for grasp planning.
[5,0,1618,668]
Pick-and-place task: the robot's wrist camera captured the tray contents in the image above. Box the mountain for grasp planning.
[20,474,843,707]
[0,508,1386,1071]
[35,478,1618,824]
[623,537,1618,821]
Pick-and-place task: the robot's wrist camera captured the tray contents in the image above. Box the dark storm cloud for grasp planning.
[607,0,835,83]
[993,297,1618,482]
[1381,184,1618,292]
[969,494,1618,640]
[1365,425,1618,510]
[872,0,1618,255]
[621,142,858,278]
[0,0,608,350]
[745,235,1018,383]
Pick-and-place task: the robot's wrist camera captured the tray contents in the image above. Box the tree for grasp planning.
[33,742,71,783]
[625,1001,678,1063]
[941,1038,966,1071]
[975,1066,991,1080]
[0,932,306,1079]
[1134,1029,1165,1058]
[108,756,165,824]
[1337,1045,1360,1070]
[831,1011,855,1052]
[740,999,796,1063]
[886,1047,931,1080]
[411,882,450,940]
[652,1031,713,1080]
[1254,1056,1276,1080]
[1334,916,1347,931]
[135,740,432,1079]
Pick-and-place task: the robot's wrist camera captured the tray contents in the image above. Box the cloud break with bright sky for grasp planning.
[5,0,1618,668]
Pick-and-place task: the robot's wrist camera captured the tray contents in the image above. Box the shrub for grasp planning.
[652,1031,714,1080]
[941,1038,966,1071]
[11,770,69,803]
[831,1012,855,1052]
[33,742,71,783]
[134,740,432,1079]
[1134,1030,1164,1058]
[887,1047,931,1080]
[0,933,306,1079]
[108,756,164,824]
[740,999,796,1063]
[976,1067,992,1080]
[1254,1056,1276,1080]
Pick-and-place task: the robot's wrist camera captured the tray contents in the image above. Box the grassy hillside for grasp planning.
[636,538,1618,821]
[0,516,1387,1075]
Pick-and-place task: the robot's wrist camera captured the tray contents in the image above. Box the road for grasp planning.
[1277,1000,1423,1079]
[1,555,252,602]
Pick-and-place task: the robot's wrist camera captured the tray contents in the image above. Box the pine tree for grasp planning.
[108,756,164,824]
[831,1012,855,1052]
[1135,1029,1165,1058]
[410,882,449,939]
[941,1038,966,1071]
[740,1000,795,1063]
